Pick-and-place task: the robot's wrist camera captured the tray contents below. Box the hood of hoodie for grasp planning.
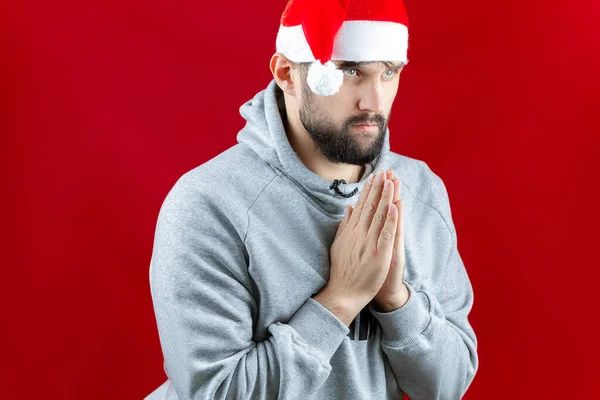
[236,79,393,215]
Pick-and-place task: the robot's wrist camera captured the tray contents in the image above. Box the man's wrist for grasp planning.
[312,286,365,327]
[375,284,410,312]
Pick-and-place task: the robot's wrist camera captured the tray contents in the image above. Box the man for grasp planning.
[145,0,478,399]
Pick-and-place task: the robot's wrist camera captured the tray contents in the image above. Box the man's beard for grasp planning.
[298,83,389,166]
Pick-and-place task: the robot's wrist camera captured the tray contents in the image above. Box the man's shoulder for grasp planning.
[159,144,277,227]
[184,143,275,190]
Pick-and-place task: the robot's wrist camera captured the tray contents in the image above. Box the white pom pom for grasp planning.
[306,60,344,96]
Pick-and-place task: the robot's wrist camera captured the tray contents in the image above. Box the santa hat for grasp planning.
[275,0,410,96]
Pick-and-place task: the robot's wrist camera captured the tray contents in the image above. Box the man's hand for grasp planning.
[373,169,409,312]
[314,170,399,326]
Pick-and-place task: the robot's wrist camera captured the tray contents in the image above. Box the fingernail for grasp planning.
[367,173,374,183]
[377,171,384,182]
[384,180,390,191]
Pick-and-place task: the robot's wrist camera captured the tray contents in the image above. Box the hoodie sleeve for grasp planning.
[367,170,478,400]
[149,178,349,400]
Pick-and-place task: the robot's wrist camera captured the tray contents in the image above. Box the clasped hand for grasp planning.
[329,169,409,313]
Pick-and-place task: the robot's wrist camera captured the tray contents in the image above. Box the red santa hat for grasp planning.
[275,0,410,96]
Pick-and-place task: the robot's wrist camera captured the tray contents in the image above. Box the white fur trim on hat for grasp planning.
[276,20,409,63]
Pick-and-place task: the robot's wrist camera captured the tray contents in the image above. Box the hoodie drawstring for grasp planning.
[329,179,359,198]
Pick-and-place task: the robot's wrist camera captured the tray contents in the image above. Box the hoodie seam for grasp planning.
[271,166,347,218]
[235,143,344,230]
[243,173,280,243]
[400,180,454,244]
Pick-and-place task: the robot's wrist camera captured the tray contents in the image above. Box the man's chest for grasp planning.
[242,195,443,341]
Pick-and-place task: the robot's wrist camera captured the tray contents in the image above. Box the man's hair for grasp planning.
[291,61,311,81]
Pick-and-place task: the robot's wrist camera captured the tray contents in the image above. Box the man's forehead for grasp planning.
[332,60,405,69]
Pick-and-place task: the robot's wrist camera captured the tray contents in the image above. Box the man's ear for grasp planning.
[270,53,299,98]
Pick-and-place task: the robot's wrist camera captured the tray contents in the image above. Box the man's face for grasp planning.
[298,61,403,166]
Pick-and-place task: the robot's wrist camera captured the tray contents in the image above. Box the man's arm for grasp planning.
[149,178,349,400]
[367,168,479,400]
[368,243,478,399]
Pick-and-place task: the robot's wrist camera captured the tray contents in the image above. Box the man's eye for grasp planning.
[383,69,395,78]
[343,69,358,77]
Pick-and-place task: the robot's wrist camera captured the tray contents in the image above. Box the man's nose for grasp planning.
[358,80,385,114]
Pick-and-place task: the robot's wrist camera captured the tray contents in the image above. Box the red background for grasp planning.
[1,0,599,399]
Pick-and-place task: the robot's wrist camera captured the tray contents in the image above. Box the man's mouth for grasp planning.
[352,123,378,131]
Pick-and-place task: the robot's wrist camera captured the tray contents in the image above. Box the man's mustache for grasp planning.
[347,114,387,126]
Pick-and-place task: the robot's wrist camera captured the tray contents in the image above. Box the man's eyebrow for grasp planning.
[334,61,405,71]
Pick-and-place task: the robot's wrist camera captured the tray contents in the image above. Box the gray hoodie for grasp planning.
[145,80,478,400]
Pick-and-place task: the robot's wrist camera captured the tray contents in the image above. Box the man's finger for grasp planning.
[348,172,375,230]
[377,203,398,255]
[385,170,400,203]
[367,178,394,244]
[392,199,404,261]
[393,178,400,203]
[358,171,386,232]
